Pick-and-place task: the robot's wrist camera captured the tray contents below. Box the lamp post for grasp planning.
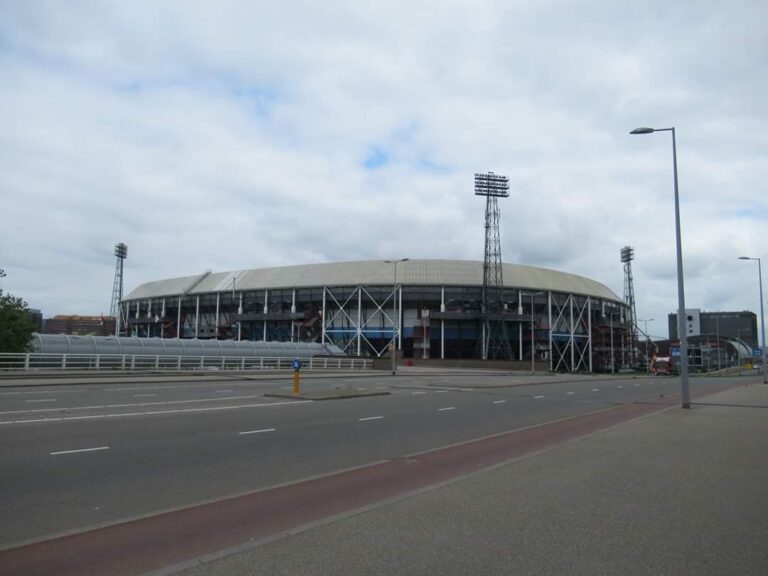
[521,292,543,373]
[631,126,690,408]
[638,318,654,372]
[384,259,409,375]
[738,256,766,383]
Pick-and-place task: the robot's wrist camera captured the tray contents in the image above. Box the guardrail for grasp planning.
[0,353,373,372]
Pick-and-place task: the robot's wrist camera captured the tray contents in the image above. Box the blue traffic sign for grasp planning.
[753,348,763,358]
[292,358,302,371]
[670,347,680,357]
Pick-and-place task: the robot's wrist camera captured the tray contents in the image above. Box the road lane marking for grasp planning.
[216,390,234,393]
[0,394,270,416]
[616,385,624,389]
[411,391,426,395]
[492,400,507,404]
[438,407,456,412]
[635,383,641,386]
[239,428,276,435]
[51,446,109,456]
[533,395,545,399]
[0,400,314,425]
[133,394,157,398]
[359,416,384,421]
[460,388,472,392]
[435,390,448,393]
[26,399,57,403]
[566,392,575,395]
[592,388,599,392]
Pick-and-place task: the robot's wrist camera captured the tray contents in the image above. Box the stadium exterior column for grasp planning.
[321,287,327,346]
[440,286,445,360]
[194,295,200,338]
[177,296,182,338]
[398,286,403,350]
[588,297,593,372]
[357,287,362,356]
[215,293,220,340]
[263,289,268,341]
[237,292,243,341]
[570,295,575,372]
[548,292,553,372]
[161,298,165,338]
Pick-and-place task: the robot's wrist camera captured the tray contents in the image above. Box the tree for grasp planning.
[0,293,35,353]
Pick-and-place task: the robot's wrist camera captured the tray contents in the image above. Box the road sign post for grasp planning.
[292,358,302,395]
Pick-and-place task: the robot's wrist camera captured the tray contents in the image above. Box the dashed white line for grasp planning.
[216,390,234,393]
[460,388,473,392]
[635,383,641,386]
[26,399,57,403]
[51,446,109,456]
[616,385,624,389]
[492,400,507,404]
[411,391,427,395]
[133,394,157,398]
[438,407,456,412]
[0,400,313,425]
[533,395,545,399]
[238,428,276,435]
[359,416,384,421]
[435,390,448,394]
[592,388,599,392]
[0,394,270,416]
[566,391,575,396]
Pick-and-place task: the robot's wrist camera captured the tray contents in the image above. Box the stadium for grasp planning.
[120,259,631,373]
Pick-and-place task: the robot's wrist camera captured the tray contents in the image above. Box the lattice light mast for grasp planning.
[475,172,512,360]
[621,246,638,367]
[111,243,127,333]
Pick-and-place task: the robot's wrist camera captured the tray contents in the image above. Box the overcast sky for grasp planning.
[1,1,767,339]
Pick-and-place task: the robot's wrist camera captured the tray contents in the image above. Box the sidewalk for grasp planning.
[175,383,768,576]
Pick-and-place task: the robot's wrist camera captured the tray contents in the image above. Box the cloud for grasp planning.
[0,0,767,341]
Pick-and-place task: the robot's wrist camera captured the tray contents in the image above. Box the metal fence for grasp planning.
[0,353,373,372]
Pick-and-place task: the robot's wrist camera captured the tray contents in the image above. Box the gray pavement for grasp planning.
[175,383,768,576]
[0,371,735,547]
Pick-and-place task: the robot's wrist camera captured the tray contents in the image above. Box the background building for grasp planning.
[668,309,758,349]
[121,260,630,373]
[43,315,117,336]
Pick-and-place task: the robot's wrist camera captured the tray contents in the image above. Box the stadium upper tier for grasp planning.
[124,259,621,303]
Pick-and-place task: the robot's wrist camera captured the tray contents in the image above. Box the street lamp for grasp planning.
[738,256,766,383]
[630,126,690,408]
[521,292,543,373]
[638,318,654,372]
[384,259,409,375]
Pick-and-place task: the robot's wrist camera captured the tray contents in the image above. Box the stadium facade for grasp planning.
[120,259,631,373]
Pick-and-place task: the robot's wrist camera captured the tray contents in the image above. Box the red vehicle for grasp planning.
[651,356,672,375]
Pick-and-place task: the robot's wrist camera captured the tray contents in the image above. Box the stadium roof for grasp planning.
[124,259,622,303]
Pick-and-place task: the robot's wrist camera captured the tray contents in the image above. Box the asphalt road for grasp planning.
[0,371,748,548]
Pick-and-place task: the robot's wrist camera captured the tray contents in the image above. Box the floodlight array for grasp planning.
[115,243,128,259]
[474,172,510,197]
[620,246,634,263]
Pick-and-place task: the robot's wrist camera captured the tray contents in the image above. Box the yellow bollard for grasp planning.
[293,370,300,395]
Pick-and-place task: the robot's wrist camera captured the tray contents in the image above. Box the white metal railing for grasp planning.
[0,353,373,373]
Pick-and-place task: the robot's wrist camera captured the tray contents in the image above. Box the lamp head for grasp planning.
[630,127,655,135]
[738,256,751,260]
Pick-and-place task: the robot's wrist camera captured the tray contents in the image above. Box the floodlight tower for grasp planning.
[111,243,127,333]
[475,172,512,360]
[620,246,638,367]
